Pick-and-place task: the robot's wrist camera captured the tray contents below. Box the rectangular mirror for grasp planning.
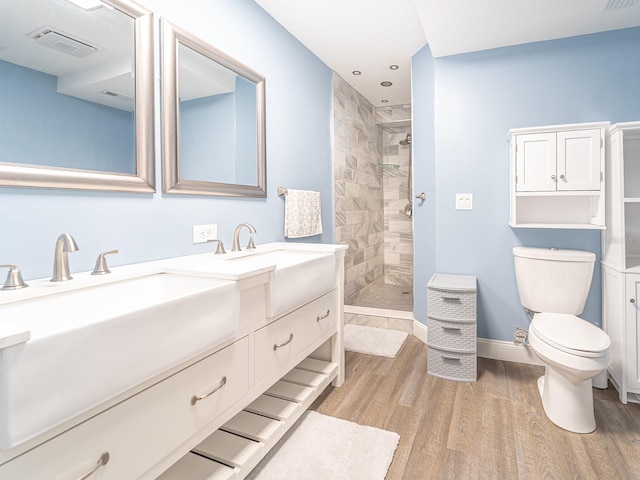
[160,18,266,197]
[0,0,154,192]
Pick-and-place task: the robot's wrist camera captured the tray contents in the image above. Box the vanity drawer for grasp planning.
[427,317,476,353]
[427,288,476,320]
[254,289,338,384]
[0,337,249,480]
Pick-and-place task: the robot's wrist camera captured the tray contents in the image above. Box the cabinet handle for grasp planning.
[442,326,461,332]
[551,175,556,181]
[442,356,461,363]
[631,298,636,304]
[273,333,294,351]
[191,376,227,405]
[441,296,460,302]
[316,309,330,321]
[76,452,110,480]
[559,174,565,180]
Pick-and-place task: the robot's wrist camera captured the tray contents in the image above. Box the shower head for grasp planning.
[399,133,412,145]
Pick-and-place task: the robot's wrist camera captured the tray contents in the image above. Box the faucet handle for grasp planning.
[91,250,119,275]
[0,265,29,290]
[247,236,256,250]
[207,239,226,255]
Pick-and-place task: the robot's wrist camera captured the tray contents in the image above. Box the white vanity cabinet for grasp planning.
[602,122,640,404]
[0,244,347,479]
[509,122,608,228]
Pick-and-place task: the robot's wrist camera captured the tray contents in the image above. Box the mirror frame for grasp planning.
[160,18,267,197]
[0,0,155,193]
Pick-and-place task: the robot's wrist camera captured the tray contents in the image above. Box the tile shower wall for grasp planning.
[333,73,384,301]
[382,126,413,287]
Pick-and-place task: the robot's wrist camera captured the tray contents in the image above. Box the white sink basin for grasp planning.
[0,273,239,448]
[227,249,336,317]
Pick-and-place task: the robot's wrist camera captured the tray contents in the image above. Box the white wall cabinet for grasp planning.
[509,122,608,228]
[602,121,640,404]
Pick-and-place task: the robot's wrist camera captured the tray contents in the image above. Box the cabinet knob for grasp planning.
[559,174,565,180]
[631,298,636,304]
[551,175,556,181]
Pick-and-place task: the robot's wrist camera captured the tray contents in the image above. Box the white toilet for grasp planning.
[513,247,611,433]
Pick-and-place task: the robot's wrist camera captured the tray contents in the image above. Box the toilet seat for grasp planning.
[531,313,610,358]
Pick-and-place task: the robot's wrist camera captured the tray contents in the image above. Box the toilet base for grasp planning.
[537,366,596,434]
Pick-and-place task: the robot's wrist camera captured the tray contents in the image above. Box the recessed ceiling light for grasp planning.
[381,81,392,87]
[352,70,361,75]
[389,65,399,70]
[381,99,389,103]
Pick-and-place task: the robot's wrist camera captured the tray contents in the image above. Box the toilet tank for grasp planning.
[513,247,595,315]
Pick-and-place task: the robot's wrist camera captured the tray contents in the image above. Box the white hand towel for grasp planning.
[284,189,323,238]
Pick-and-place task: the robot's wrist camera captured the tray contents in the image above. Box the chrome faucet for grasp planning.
[51,233,79,282]
[231,223,257,252]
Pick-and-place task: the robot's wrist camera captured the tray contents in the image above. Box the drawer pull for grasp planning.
[191,376,227,406]
[76,452,110,480]
[316,309,330,321]
[442,326,461,332]
[273,333,294,351]
[441,296,460,302]
[442,356,461,362]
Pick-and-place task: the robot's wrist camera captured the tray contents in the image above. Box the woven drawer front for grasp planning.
[427,289,476,319]
[427,347,476,382]
[427,317,476,352]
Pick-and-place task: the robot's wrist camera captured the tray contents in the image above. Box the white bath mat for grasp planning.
[247,411,399,480]
[343,324,408,358]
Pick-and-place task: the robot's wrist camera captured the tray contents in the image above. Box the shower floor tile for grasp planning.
[345,283,413,311]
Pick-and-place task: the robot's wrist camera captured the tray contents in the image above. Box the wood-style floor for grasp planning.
[310,335,640,480]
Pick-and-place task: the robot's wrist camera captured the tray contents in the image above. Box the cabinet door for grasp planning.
[515,132,557,192]
[626,274,640,393]
[556,129,602,191]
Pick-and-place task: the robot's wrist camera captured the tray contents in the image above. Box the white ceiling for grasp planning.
[256,0,640,107]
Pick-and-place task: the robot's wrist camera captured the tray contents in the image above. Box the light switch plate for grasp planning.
[193,224,218,244]
[455,194,473,211]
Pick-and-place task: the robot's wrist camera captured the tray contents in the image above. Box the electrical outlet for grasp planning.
[455,193,473,211]
[193,224,218,244]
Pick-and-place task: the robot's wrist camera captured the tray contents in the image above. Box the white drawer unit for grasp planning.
[427,273,477,382]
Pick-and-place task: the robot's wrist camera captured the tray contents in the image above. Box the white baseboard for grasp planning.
[412,320,428,344]
[412,320,544,366]
[476,338,544,366]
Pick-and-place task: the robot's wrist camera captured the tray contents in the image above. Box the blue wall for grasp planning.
[412,27,640,341]
[411,44,436,336]
[0,60,134,173]
[0,0,333,281]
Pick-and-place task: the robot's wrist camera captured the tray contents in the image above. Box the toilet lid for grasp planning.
[531,313,610,357]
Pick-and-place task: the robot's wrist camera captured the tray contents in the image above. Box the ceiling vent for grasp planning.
[30,27,97,58]
[603,0,638,10]
[102,90,133,102]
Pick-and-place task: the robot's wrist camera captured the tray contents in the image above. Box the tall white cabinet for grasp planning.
[602,121,640,404]
[509,122,608,228]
